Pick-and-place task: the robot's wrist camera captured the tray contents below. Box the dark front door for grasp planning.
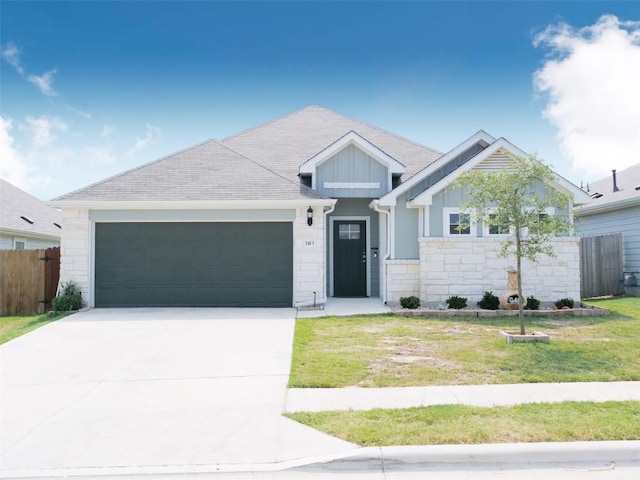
[333,220,367,297]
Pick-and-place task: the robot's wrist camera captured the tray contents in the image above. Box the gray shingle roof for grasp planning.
[1,179,63,238]
[222,105,442,182]
[583,163,640,209]
[53,140,326,202]
[53,105,442,203]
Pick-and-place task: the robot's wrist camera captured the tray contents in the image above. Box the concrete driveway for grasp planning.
[1,308,354,476]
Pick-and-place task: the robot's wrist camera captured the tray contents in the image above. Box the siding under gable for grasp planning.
[316,145,388,198]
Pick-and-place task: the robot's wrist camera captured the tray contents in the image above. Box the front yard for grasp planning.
[287,297,640,445]
[0,312,69,345]
[289,297,640,387]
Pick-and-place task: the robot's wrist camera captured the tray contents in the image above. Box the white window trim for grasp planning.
[13,237,26,250]
[481,209,513,238]
[522,207,555,237]
[443,208,476,237]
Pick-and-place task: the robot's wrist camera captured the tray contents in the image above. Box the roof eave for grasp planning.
[49,199,337,210]
[575,196,640,216]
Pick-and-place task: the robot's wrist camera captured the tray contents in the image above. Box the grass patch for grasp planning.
[0,312,70,345]
[289,297,640,387]
[286,401,640,446]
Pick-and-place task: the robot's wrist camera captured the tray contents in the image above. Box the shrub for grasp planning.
[554,297,575,309]
[52,281,83,312]
[446,295,468,309]
[400,296,421,309]
[477,291,500,310]
[525,296,540,310]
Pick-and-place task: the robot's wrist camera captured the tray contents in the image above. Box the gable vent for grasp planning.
[473,150,513,172]
[20,215,34,224]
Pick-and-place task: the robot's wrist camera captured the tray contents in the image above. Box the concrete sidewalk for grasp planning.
[285,381,640,412]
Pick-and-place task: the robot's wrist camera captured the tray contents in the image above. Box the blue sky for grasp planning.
[1,1,639,200]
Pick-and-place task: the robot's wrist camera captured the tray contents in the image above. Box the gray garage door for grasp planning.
[95,222,293,307]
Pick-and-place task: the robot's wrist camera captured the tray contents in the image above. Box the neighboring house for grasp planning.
[575,164,640,275]
[51,105,591,308]
[1,179,62,250]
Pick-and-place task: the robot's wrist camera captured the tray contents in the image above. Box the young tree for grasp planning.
[452,155,572,334]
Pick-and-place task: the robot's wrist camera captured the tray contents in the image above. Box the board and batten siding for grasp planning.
[394,192,420,259]
[576,204,640,273]
[428,180,567,238]
[316,145,388,198]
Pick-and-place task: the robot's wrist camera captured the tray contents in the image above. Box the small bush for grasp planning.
[446,295,468,309]
[52,281,83,312]
[477,291,500,310]
[554,297,575,309]
[400,296,421,309]
[525,296,541,310]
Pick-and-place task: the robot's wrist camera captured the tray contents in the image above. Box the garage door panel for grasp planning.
[95,222,292,307]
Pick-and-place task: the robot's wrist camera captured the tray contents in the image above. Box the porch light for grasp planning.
[307,206,313,226]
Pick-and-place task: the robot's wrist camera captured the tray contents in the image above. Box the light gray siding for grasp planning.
[90,209,296,222]
[327,198,379,297]
[0,233,59,250]
[429,181,567,237]
[316,145,388,198]
[576,204,640,273]
[394,192,420,259]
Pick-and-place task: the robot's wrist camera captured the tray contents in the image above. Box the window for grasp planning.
[338,223,360,240]
[443,208,473,236]
[523,208,555,236]
[483,213,511,237]
[13,238,26,250]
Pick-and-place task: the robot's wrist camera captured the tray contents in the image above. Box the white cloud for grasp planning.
[65,104,91,119]
[85,145,115,165]
[22,116,68,148]
[0,42,25,76]
[27,69,58,96]
[533,14,640,178]
[102,124,115,137]
[126,124,161,158]
[0,116,32,190]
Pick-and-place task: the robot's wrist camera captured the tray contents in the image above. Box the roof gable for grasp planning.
[378,131,495,206]
[222,105,441,183]
[403,136,591,206]
[299,130,405,176]
[0,179,62,238]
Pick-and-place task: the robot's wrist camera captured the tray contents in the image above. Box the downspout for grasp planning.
[372,200,391,304]
[322,202,336,301]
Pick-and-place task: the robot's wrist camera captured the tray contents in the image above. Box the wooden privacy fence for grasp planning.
[580,233,624,299]
[0,247,60,315]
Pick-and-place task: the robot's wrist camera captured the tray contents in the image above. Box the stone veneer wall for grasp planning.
[59,208,91,305]
[418,237,581,303]
[293,206,326,305]
[386,259,420,303]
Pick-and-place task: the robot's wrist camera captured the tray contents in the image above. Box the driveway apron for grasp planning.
[0,308,354,474]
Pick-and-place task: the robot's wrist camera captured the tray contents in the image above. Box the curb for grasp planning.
[3,441,639,478]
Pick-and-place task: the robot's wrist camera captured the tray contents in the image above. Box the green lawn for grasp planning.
[289,297,640,387]
[0,312,70,345]
[286,401,640,446]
